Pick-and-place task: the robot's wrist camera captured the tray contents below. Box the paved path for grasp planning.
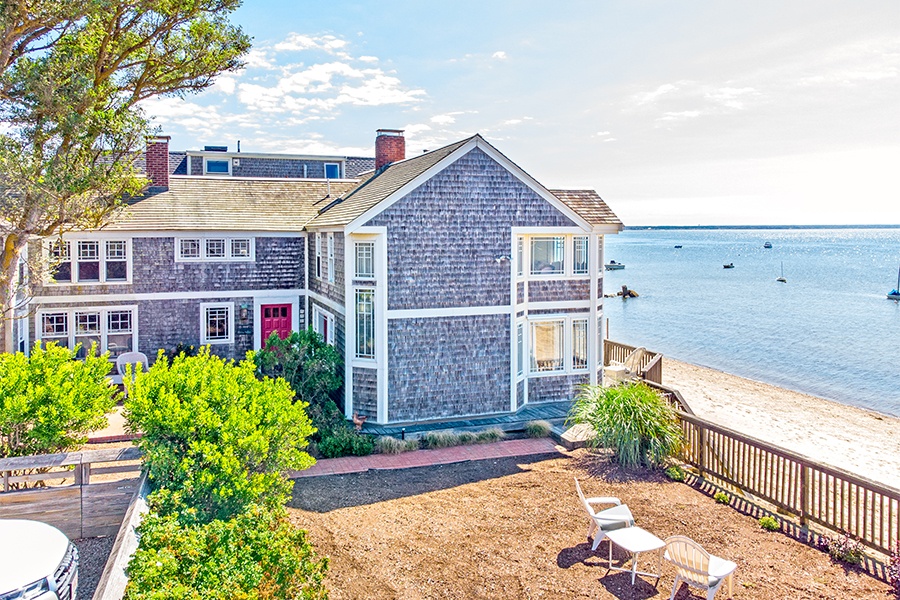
[289,438,563,478]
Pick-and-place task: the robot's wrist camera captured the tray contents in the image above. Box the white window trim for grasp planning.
[521,234,592,279]
[45,238,132,285]
[327,233,335,284]
[324,162,342,179]
[312,305,335,346]
[354,287,376,360]
[34,305,138,358]
[203,157,232,176]
[516,321,526,380]
[201,301,235,345]
[175,236,255,262]
[527,314,591,378]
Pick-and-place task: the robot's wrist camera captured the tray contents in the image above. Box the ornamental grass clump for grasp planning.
[524,420,552,438]
[475,428,505,443]
[376,436,420,455]
[568,382,683,469]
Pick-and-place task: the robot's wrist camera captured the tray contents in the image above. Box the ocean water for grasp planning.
[602,227,900,417]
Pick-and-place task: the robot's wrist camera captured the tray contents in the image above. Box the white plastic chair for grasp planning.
[609,346,646,377]
[574,477,635,551]
[116,351,149,377]
[664,535,736,600]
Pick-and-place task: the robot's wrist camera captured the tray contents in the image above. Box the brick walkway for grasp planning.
[290,438,563,478]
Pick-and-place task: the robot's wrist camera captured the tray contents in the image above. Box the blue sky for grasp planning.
[143,1,900,226]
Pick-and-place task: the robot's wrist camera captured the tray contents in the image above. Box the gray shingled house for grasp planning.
[20,130,622,424]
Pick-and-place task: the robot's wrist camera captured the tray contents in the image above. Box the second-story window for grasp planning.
[77,241,100,281]
[176,237,254,261]
[315,233,322,278]
[327,234,335,283]
[204,158,230,175]
[324,163,341,179]
[355,241,375,278]
[516,237,524,278]
[48,238,130,284]
[573,236,589,275]
[530,236,565,275]
[355,289,375,359]
[49,240,71,283]
[105,241,128,281]
[205,239,226,259]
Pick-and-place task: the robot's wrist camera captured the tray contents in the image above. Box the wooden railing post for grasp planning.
[799,464,808,526]
[698,425,707,479]
[2,470,8,492]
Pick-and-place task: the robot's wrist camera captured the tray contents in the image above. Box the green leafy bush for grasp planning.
[524,420,552,438]
[255,329,342,407]
[714,491,730,504]
[125,505,328,600]
[125,348,315,524]
[665,465,686,482]
[0,342,118,458]
[819,532,864,565]
[568,382,683,468]
[758,516,779,531]
[317,427,374,458]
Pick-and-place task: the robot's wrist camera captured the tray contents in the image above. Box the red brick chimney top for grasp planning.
[375,129,405,171]
[146,135,170,191]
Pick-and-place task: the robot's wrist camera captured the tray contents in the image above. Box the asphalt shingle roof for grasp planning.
[549,189,623,228]
[106,177,357,232]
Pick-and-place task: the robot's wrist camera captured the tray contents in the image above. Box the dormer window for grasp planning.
[204,158,231,175]
[324,163,341,179]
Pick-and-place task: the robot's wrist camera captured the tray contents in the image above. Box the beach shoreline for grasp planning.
[663,357,900,489]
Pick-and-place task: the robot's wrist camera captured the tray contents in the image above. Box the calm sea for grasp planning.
[602,227,900,417]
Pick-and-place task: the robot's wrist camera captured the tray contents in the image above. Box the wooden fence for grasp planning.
[677,411,900,555]
[0,447,142,539]
[603,339,663,384]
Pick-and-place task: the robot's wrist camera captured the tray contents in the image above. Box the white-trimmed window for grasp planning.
[313,305,335,346]
[355,241,375,278]
[324,162,341,179]
[315,233,322,278]
[530,320,565,372]
[37,306,136,359]
[327,233,335,283]
[176,237,254,262]
[204,158,231,175]
[516,322,525,378]
[572,319,588,370]
[530,236,565,275]
[516,236,524,278]
[355,289,375,359]
[573,236,589,275]
[47,238,130,284]
[201,302,234,344]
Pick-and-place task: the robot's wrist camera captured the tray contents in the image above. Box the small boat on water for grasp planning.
[776,261,787,283]
[605,260,625,271]
[723,263,735,269]
[764,242,773,249]
[674,245,683,249]
[889,264,900,300]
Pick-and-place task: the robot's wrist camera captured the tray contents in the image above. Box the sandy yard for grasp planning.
[663,358,900,489]
[288,449,889,599]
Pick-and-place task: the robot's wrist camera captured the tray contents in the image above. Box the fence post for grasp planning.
[2,470,8,492]
[698,425,707,479]
[799,464,808,526]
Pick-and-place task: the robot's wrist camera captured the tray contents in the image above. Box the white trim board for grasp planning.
[32,289,306,304]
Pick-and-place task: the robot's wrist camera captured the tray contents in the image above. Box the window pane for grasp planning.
[231,239,251,258]
[107,333,133,358]
[572,319,588,370]
[106,241,127,259]
[205,306,231,342]
[106,261,127,280]
[206,160,229,173]
[108,310,132,333]
[530,237,564,274]
[42,313,68,337]
[77,241,100,281]
[53,261,72,283]
[355,241,375,278]
[180,239,200,259]
[355,289,375,358]
[325,163,340,179]
[50,241,71,282]
[573,237,588,275]
[517,323,524,377]
[516,237,524,277]
[531,321,564,372]
[206,239,226,258]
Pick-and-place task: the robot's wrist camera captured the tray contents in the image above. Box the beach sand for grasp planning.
[663,357,900,490]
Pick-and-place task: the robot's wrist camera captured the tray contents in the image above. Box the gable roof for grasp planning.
[549,189,623,228]
[105,177,356,232]
[307,137,473,228]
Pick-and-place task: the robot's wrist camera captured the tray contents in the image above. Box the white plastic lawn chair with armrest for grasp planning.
[116,351,148,378]
[574,477,636,551]
[664,535,736,600]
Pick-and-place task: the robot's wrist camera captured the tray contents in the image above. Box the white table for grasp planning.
[605,526,665,585]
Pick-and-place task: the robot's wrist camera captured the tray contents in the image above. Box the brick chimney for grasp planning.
[146,135,170,192]
[375,129,405,171]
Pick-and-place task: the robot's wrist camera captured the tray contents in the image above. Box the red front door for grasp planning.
[261,304,292,345]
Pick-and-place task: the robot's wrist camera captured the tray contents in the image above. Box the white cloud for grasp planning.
[243,49,275,69]
[359,55,379,63]
[212,76,237,95]
[635,83,679,105]
[595,131,611,136]
[492,51,508,60]
[431,114,456,125]
[657,110,703,122]
[275,33,348,54]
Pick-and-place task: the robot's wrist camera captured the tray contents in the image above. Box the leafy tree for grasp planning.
[254,329,343,407]
[0,341,118,459]
[124,348,316,524]
[568,382,683,468]
[124,504,329,600]
[0,1,251,350]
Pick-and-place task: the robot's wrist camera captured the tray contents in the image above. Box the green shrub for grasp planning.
[475,428,506,443]
[819,532,864,565]
[125,505,328,600]
[568,382,683,468]
[165,343,197,362]
[665,465,686,482]
[255,329,342,407]
[758,516,779,531]
[124,348,315,524]
[318,427,374,458]
[0,342,118,459]
[714,491,730,504]
[423,431,460,449]
[524,420,552,438]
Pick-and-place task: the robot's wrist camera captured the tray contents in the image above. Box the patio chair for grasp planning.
[574,477,635,551]
[116,351,149,378]
[609,346,646,377]
[663,535,736,600]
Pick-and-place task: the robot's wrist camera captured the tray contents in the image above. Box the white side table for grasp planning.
[605,526,665,585]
